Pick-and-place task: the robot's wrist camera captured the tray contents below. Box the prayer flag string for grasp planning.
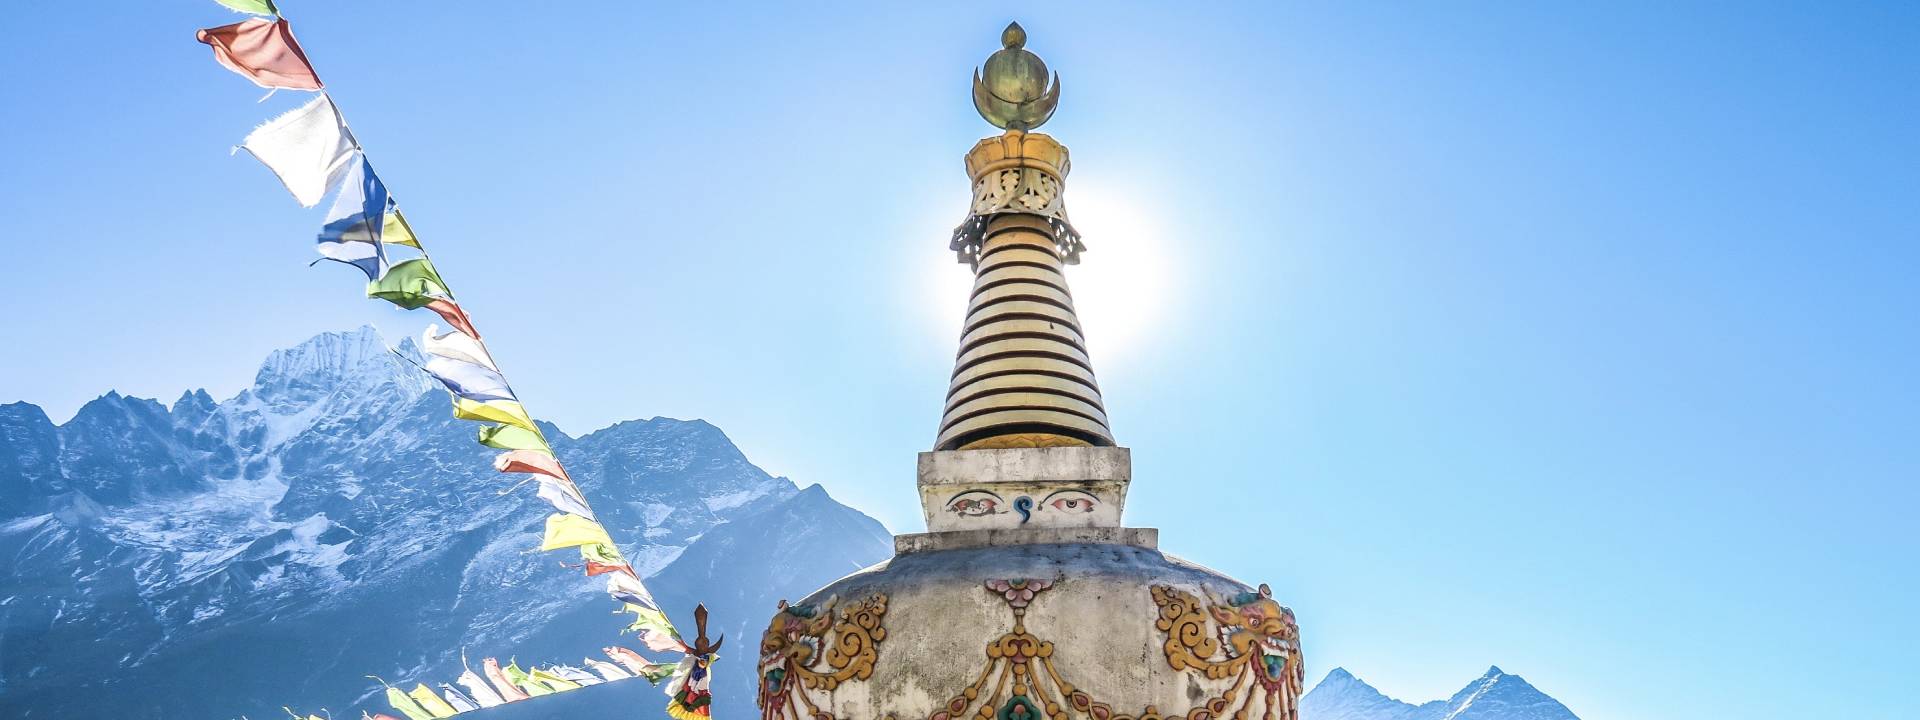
[193,3,715,717]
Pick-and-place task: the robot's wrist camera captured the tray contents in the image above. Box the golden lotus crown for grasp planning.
[963,130,1069,183]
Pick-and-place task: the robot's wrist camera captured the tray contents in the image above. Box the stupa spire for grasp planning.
[757,26,1303,720]
[938,23,1112,452]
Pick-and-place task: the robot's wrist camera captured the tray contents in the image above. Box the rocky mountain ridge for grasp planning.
[1302,666,1581,720]
[0,327,893,720]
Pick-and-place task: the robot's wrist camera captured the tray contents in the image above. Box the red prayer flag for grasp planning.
[424,298,480,340]
[195,18,322,90]
[493,449,570,482]
[584,561,634,577]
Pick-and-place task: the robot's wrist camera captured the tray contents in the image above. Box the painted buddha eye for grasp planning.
[1042,490,1098,513]
[946,490,1004,517]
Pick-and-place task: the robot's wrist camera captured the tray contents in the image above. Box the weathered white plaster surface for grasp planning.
[764,540,1296,720]
[918,447,1132,531]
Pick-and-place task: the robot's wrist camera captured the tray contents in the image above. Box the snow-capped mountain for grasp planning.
[0,327,893,720]
[1302,667,1581,720]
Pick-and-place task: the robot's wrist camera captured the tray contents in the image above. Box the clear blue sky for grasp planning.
[2,3,1915,719]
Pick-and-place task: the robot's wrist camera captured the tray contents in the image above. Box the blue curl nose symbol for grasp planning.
[1014,495,1034,523]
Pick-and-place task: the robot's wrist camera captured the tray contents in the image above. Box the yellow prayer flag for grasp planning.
[409,683,460,718]
[541,513,614,551]
[383,209,421,248]
[453,397,538,433]
[531,667,583,692]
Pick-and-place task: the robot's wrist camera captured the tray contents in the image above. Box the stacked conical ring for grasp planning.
[937,213,1113,450]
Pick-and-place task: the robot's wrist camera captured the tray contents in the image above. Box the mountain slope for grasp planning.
[0,327,892,720]
[1302,667,1579,720]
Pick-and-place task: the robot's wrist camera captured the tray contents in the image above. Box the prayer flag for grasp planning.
[493,449,567,481]
[605,646,654,676]
[196,18,320,90]
[384,207,421,248]
[580,543,630,575]
[628,606,687,653]
[367,258,451,310]
[456,669,505,708]
[453,397,536,433]
[385,686,433,720]
[541,513,613,551]
[638,628,690,654]
[423,323,497,371]
[370,714,404,720]
[608,570,658,609]
[551,665,603,686]
[535,476,596,519]
[423,355,514,403]
[585,659,633,682]
[505,662,551,697]
[240,94,354,207]
[439,684,479,713]
[425,299,480,340]
[316,153,389,280]
[482,658,529,702]
[531,667,583,692]
[478,423,550,453]
[213,0,279,16]
[408,683,459,718]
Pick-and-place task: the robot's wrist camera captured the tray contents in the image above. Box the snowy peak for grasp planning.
[0,327,894,720]
[1436,668,1574,720]
[1301,668,1432,720]
[1302,668,1579,720]
[251,326,391,388]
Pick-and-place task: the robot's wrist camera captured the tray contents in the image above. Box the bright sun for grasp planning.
[911,182,1174,372]
[1060,183,1174,366]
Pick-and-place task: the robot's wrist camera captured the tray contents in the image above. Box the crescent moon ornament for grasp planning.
[973,22,1061,131]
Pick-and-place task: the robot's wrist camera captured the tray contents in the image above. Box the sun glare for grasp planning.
[905,182,1174,373]
[1060,184,1174,367]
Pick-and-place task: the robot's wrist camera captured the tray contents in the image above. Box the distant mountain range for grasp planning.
[0,327,1584,720]
[0,327,893,720]
[1302,666,1581,720]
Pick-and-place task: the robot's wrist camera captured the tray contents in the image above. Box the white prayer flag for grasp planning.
[240,94,355,207]
[456,669,506,708]
[423,354,516,403]
[551,665,603,686]
[584,659,633,682]
[423,323,498,371]
[535,477,596,520]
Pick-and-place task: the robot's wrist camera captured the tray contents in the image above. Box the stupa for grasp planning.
[755,24,1304,720]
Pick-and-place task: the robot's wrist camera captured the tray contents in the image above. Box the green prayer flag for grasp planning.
[581,542,625,566]
[531,667,583,692]
[368,258,452,310]
[477,423,551,453]
[625,605,678,637]
[386,686,434,720]
[505,662,551,697]
[214,0,278,15]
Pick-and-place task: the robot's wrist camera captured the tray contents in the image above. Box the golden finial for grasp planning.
[973,22,1061,131]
